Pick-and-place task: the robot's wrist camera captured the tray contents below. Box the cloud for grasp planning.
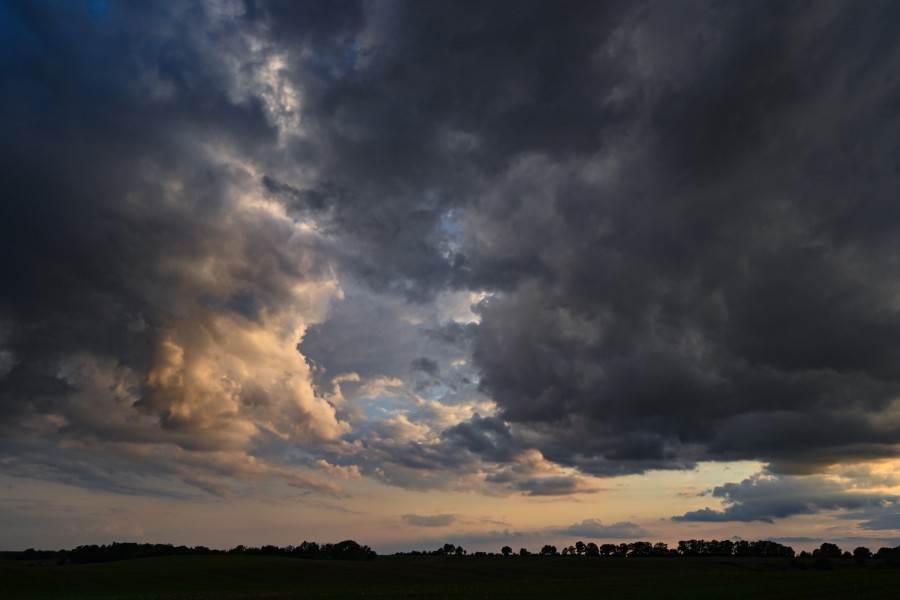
[315,460,361,480]
[7,0,900,502]
[0,1,352,496]
[300,285,479,401]
[556,519,649,539]
[672,473,897,523]
[499,476,597,497]
[401,514,457,528]
[857,513,900,531]
[441,415,516,463]
[478,449,603,497]
[456,1,900,476]
[410,357,440,377]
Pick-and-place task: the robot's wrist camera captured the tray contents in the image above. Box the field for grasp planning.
[2,554,898,599]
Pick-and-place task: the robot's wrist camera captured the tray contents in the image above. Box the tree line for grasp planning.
[0,540,376,564]
[397,539,900,565]
[396,539,795,558]
[7,539,900,567]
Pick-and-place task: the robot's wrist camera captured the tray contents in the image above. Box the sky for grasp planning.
[3,0,900,555]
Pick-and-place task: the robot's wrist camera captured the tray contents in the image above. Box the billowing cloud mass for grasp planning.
[4,0,900,542]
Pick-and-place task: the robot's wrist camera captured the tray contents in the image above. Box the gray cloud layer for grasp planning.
[556,519,648,539]
[3,0,900,496]
[672,474,897,523]
[460,1,900,475]
[401,514,457,528]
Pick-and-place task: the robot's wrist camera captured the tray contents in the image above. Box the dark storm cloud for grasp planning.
[423,322,478,351]
[410,357,440,377]
[453,1,900,476]
[281,0,900,478]
[261,0,634,301]
[672,474,897,523]
[7,0,900,497]
[441,415,516,463]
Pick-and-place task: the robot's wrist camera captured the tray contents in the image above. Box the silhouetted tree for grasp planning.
[813,543,841,559]
[295,541,320,558]
[501,546,512,556]
[628,541,653,557]
[677,539,793,558]
[853,547,872,565]
[328,540,377,561]
[599,543,619,557]
[875,546,900,567]
[540,545,558,556]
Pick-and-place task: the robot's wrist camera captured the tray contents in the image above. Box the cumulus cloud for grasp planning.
[454,1,900,477]
[0,1,352,496]
[273,0,900,482]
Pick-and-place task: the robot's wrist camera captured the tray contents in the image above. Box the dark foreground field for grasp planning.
[2,554,898,599]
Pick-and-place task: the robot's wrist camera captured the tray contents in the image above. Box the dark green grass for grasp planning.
[2,555,898,599]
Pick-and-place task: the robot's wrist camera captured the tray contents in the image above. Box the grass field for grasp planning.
[2,554,898,599]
